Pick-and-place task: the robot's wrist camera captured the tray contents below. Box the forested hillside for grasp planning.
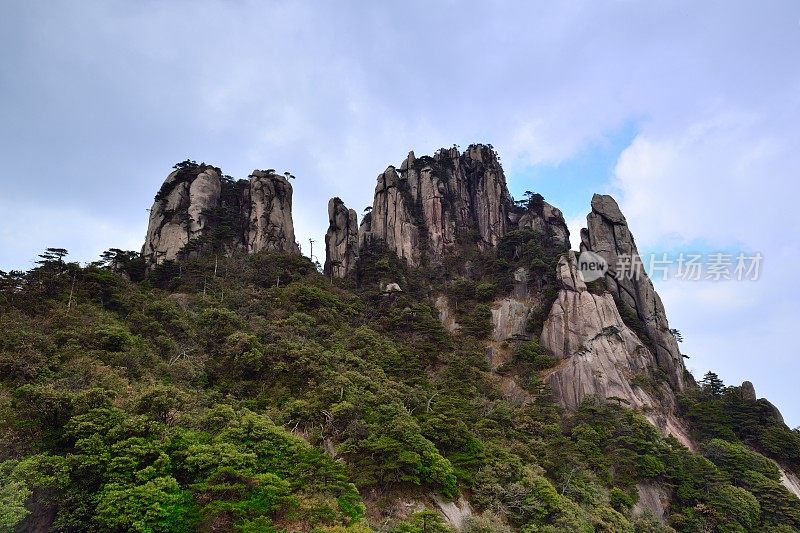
[1,246,799,532]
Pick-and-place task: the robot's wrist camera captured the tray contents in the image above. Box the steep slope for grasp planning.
[5,143,800,532]
[541,252,671,412]
[541,252,693,447]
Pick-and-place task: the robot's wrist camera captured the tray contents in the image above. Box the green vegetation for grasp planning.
[0,249,798,532]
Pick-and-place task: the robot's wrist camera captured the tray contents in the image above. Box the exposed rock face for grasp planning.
[432,494,473,531]
[518,200,570,250]
[491,298,532,343]
[580,194,686,391]
[780,468,800,500]
[541,252,675,412]
[360,166,421,265]
[247,170,299,254]
[741,380,757,401]
[143,164,298,264]
[324,197,359,278]
[143,165,223,263]
[633,483,670,522]
[435,295,460,334]
[358,145,515,266]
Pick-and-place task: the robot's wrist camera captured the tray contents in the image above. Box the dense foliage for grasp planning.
[1,248,798,532]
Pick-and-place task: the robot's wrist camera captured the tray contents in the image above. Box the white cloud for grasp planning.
[609,106,800,425]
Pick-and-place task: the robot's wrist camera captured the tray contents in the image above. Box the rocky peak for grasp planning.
[143,163,298,265]
[247,170,299,254]
[355,144,559,267]
[581,194,686,391]
[324,197,359,278]
[516,197,571,254]
[359,165,422,265]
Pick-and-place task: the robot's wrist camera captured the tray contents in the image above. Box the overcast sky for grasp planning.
[1,1,798,426]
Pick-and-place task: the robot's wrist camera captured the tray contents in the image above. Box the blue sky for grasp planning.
[1,1,798,426]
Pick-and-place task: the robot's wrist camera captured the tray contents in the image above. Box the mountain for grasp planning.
[1,146,799,532]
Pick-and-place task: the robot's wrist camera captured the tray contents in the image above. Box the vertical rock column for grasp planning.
[143,164,300,265]
[324,197,359,278]
[360,166,421,266]
[247,170,299,254]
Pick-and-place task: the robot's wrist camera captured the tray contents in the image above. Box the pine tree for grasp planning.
[701,371,726,397]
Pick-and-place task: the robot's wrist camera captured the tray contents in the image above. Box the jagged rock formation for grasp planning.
[348,144,569,272]
[143,164,298,264]
[358,145,517,266]
[324,197,359,278]
[359,166,421,265]
[541,252,674,412]
[741,380,757,401]
[580,194,686,390]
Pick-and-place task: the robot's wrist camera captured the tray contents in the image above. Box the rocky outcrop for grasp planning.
[517,200,570,250]
[633,483,670,522]
[324,198,359,278]
[143,165,222,263]
[357,144,515,266]
[542,253,675,412]
[580,194,686,391]
[741,380,757,401]
[359,166,421,265]
[780,468,800,500]
[143,164,298,264]
[541,252,696,446]
[247,170,299,254]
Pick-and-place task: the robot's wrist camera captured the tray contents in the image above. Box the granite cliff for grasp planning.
[143,161,298,264]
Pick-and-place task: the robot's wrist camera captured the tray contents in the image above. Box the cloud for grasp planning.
[610,106,800,426]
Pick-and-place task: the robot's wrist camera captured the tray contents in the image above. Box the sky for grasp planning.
[1,1,798,426]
